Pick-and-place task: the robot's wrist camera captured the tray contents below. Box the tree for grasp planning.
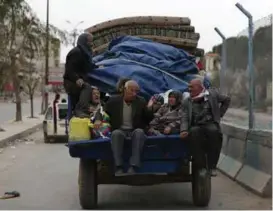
[212,24,272,110]
[0,0,67,121]
[18,55,40,118]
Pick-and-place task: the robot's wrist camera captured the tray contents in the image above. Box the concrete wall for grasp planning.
[218,122,272,197]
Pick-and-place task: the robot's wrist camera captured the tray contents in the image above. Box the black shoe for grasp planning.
[127,165,139,174]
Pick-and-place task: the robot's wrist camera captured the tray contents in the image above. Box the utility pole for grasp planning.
[235,2,255,129]
[214,27,227,94]
[44,0,50,113]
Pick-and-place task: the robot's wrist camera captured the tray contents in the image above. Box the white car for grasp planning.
[43,96,68,143]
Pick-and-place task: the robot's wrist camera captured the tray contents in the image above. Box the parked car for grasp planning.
[43,94,68,143]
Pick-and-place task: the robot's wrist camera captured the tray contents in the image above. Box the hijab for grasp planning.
[77,33,94,65]
[168,90,182,109]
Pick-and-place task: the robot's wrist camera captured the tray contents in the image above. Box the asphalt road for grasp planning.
[0,97,43,125]
[0,131,271,210]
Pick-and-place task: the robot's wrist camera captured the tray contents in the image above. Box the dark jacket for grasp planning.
[180,88,231,132]
[104,95,153,131]
[63,46,97,83]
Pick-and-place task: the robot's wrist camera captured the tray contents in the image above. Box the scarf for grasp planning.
[191,89,209,101]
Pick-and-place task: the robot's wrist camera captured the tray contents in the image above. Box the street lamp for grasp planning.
[235,2,255,129]
[214,27,227,94]
[44,0,50,113]
[66,20,84,46]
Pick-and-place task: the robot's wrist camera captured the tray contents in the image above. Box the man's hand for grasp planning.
[76,78,84,87]
[147,97,154,108]
[93,120,102,129]
[98,65,104,69]
[148,127,155,134]
[180,131,189,139]
[163,126,171,135]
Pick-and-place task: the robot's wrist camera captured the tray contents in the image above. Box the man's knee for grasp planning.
[131,128,146,142]
[132,128,145,135]
[190,126,202,135]
[205,123,220,135]
[111,129,125,139]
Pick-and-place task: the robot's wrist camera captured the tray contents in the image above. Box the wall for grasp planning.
[218,122,272,197]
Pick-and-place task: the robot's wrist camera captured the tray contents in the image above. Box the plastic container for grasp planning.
[69,117,91,141]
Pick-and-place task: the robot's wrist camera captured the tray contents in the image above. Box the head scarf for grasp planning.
[90,86,100,106]
[116,77,131,94]
[77,33,94,64]
[168,90,182,109]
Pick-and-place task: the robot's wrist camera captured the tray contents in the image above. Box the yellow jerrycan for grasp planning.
[69,117,91,141]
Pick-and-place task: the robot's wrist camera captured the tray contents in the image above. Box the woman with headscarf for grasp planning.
[116,77,131,94]
[148,90,183,135]
[88,87,111,138]
[63,33,102,118]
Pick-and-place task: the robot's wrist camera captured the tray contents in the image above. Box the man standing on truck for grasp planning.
[63,33,100,117]
[180,78,230,176]
[104,80,153,175]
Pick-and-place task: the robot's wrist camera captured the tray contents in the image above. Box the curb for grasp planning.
[218,122,272,198]
[0,123,43,148]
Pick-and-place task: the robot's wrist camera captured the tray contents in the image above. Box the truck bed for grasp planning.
[67,135,190,175]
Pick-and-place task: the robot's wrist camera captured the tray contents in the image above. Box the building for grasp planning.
[204,53,220,72]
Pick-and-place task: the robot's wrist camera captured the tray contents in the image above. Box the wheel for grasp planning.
[78,159,98,209]
[43,122,50,143]
[191,168,211,207]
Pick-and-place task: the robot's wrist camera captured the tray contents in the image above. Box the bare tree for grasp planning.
[0,0,67,121]
[19,57,41,118]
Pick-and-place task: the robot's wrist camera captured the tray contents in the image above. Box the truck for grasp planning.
[66,16,211,209]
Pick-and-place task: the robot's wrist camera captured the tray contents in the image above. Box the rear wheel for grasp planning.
[191,168,211,207]
[78,159,98,209]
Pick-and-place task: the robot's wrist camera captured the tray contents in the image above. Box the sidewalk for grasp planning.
[0,115,43,148]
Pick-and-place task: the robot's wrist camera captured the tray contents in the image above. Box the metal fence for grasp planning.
[212,12,272,131]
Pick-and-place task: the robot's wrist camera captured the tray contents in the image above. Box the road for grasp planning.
[0,97,43,125]
[0,131,271,210]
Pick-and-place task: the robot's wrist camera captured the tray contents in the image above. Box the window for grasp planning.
[58,104,68,120]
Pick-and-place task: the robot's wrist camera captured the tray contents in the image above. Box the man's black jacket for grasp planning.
[63,46,97,83]
[104,95,153,131]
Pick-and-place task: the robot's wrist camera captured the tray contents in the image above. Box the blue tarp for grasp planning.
[88,36,209,99]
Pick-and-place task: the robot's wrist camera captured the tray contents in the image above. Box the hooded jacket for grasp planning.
[63,33,98,83]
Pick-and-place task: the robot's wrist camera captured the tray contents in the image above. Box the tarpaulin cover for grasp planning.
[88,36,210,99]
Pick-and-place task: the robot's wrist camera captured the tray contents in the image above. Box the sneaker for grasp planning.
[127,166,138,174]
[114,167,124,176]
[210,168,217,177]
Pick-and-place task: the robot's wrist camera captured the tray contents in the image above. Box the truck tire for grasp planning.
[78,159,98,209]
[191,168,211,207]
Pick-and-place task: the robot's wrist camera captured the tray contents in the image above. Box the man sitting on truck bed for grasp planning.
[104,80,153,175]
[180,78,230,176]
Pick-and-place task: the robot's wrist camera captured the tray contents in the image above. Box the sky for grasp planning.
[26,0,273,63]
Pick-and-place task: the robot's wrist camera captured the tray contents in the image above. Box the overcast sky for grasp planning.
[26,0,272,63]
